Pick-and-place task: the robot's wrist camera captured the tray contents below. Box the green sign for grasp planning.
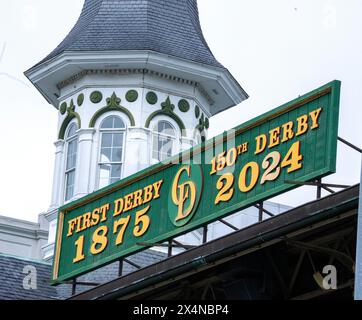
[53,80,341,283]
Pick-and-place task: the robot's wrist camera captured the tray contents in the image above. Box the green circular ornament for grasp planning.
[90,91,103,104]
[59,102,67,115]
[126,90,139,103]
[146,91,158,105]
[178,99,190,113]
[195,105,200,119]
[205,118,210,129]
[77,93,84,106]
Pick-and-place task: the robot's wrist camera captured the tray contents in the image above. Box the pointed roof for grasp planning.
[37,0,222,68]
[25,0,248,113]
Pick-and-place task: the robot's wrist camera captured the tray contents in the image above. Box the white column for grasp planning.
[123,128,150,178]
[74,129,96,199]
[49,140,65,209]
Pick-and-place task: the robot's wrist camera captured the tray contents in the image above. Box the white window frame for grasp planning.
[151,119,179,164]
[64,122,78,202]
[96,115,127,190]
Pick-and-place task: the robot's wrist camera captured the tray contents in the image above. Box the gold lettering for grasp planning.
[309,108,323,130]
[81,212,91,231]
[91,208,100,226]
[296,114,309,136]
[123,194,134,213]
[241,142,248,153]
[143,185,153,204]
[75,216,83,233]
[113,198,124,217]
[281,121,294,143]
[268,127,280,148]
[132,189,144,209]
[152,180,163,200]
[100,204,110,222]
[172,166,197,222]
[67,219,77,237]
[255,134,267,155]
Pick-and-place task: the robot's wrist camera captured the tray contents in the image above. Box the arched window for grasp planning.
[152,120,177,162]
[98,115,126,189]
[65,123,78,201]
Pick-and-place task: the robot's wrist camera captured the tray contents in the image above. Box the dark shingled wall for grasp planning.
[36,0,223,69]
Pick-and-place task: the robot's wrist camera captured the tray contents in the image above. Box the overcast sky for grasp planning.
[0,0,361,222]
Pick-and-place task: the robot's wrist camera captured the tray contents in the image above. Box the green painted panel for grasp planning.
[53,81,341,284]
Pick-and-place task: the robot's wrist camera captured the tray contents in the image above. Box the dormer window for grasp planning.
[64,123,78,201]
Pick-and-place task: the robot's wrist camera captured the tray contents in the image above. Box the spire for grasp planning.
[37,0,222,68]
[25,0,248,113]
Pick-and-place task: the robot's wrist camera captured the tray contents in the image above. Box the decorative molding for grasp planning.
[145,96,186,136]
[59,102,67,115]
[196,83,215,106]
[77,93,84,106]
[58,100,81,140]
[146,91,158,105]
[178,99,190,113]
[205,117,210,129]
[26,51,248,111]
[196,113,209,136]
[57,68,198,90]
[125,89,138,102]
[89,92,136,127]
[90,91,103,104]
[195,105,200,119]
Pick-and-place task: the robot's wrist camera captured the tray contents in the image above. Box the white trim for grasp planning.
[95,113,129,190]
[62,120,79,204]
[25,50,248,113]
[149,117,181,165]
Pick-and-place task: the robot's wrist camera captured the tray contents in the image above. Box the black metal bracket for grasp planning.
[338,136,362,154]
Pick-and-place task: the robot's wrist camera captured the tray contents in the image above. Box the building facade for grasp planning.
[0,214,48,260]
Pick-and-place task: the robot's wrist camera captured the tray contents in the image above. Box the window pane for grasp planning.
[98,164,121,188]
[99,164,111,188]
[157,121,174,136]
[67,123,78,138]
[112,133,123,148]
[101,117,114,129]
[111,164,122,179]
[101,116,125,129]
[101,133,112,148]
[112,148,123,162]
[98,118,126,189]
[153,133,174,161]
[159,136,172,155]
[113,117,125,129]
[65,170,75,201]
[66,140,77,170]
[100,148,111,163]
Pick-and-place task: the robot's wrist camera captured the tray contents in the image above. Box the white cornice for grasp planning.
[25,50,248,115]
[0,223,48,240]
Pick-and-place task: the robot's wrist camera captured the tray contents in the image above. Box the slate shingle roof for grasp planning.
[0,250,167,300]
[37,0,223,69]
[0,254,58,300]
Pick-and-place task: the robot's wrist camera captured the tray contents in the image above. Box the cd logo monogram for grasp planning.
[169,165,203,227]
